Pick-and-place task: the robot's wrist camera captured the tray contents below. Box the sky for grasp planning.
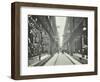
[55,17,66,47]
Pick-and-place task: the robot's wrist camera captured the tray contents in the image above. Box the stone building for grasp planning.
[28,15,59,66]
[62,17,88,58]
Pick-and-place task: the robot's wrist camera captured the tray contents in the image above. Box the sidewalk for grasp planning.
[29,54,51,66]
[64,53,81,65]
[72,53,88,64]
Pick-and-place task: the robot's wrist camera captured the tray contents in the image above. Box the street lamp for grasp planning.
[83,27,86,31]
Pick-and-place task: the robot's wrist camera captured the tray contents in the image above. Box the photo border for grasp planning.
[11,2,98,80]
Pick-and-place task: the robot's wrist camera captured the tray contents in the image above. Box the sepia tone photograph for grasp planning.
[28,15,88,66]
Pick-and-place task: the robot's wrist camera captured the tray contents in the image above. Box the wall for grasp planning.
[0,0,100,82]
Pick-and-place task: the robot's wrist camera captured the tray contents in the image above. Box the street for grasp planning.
[28,15,88,66]
[44,53,81,66]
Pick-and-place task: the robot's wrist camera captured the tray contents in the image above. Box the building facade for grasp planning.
[62,17,88,59]
[28,15,59,66]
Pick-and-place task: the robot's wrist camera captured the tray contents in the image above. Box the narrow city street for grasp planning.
[28,15,88,66]
[44,53,81,66]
